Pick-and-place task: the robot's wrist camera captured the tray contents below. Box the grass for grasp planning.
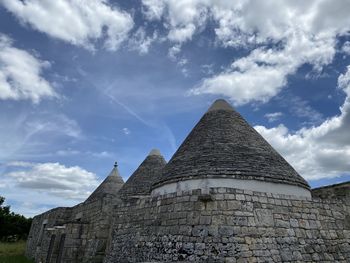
[0,241,34,263]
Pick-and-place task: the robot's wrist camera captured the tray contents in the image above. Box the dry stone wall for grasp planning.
[105,188,350,263]
[312,182,350,200]
[26,207,71,261]
[26,195,121,263]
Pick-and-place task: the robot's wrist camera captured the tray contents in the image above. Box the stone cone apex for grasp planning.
[118,149,167,197]
[154,99,310,190]
[149,148,162,156]
[207,99,235,112]
[85,162,124,202]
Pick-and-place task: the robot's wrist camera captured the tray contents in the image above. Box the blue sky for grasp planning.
[1,0,350,217]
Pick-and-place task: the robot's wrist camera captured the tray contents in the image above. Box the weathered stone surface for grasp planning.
[118,150,166,197]
[85,164,124,202]
[27,99,350,263]
[105,188,350,262]
[254,209,274,227]
[154,99,310,190]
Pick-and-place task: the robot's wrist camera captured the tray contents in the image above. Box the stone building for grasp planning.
[26,99,350,262]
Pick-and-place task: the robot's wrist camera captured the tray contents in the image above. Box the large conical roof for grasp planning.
[154,99,310,190]
[85,162,124,202]
[118,149,166,197]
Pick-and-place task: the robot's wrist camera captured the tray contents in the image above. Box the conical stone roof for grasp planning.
[118,149,166,197]
[154,99,310,190]
[85,162,124,202]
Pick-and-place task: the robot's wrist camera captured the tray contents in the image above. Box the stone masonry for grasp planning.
[26,99,350,263]
[105,188,350,262]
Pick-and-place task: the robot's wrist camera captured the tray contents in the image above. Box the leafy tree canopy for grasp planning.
[0,196,32,241]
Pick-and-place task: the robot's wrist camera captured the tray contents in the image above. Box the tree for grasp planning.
[0,196,32,241]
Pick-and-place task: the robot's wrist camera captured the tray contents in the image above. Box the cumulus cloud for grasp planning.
[142,0,208,43]
[1,0,134,51]
[141,0,350,105]
[4,162,99,200]
[0,34,55,103]
[207,0,348,104]
[255,66,350,181]
[190,53,291,105]
[191,22,336,105]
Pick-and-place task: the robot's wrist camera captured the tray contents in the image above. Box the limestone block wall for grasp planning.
[59,199,105,263]
[105,188,350,263]
[26,195,120,263]
[26,207,71,261]
[71,196,121,263]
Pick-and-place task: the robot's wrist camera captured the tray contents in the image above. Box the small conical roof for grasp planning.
[85,162,124,202]
[118,149,166,197]
[154,99,310,190]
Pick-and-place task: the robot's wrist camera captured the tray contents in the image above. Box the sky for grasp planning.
[0,0,350,217]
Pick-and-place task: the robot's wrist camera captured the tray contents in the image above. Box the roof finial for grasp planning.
[114,161,118,168]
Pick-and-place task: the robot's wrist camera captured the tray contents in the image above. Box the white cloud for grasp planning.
[168,23,196,43]
[199,0,347,104]
[1,0,134,51]
[342,41,350,55]
[128,28,157,55]
[1,161,102,216]
[255,66,350,181]
[191,32,336,105]
[4,162,99,200]
[338,65,350,93]
[141,0,350,105]
[0,34,55,103]
[264,112,283,123]
[168,44,181,60]
[142,0,165,20]
[142,0,208,43]
[190,54,290,105]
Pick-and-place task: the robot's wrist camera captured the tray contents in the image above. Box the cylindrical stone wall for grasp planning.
[105,187,350,263]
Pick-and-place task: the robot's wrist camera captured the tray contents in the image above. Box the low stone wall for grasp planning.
[105,188,350,263]
[312,182,350,200]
